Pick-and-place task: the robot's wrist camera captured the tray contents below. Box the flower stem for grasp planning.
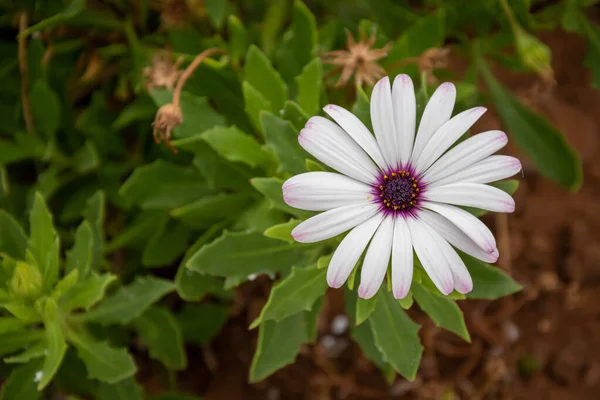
[172,48,224,107]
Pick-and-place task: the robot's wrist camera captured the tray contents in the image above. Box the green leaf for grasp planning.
[74,141,100,174]
[52,269,79,300]
[243,81,273,131]
[356,295,378,326]
[142,217,192,267]
[68,326,136,384]
[65,220,94,277]
[0,330,44,357]
[19,0,86,37]
[187,230,313,281]
[170,193,252,230]
[0,210,28,259]
[282,100,310,131]
[462,253,522,300]
[61,273,117,312]
[82,191,105,272]
[251,265,326,328]
[233,200,287,233]
[250,177,312,218]
[261,111,309,175]
[149,89,225,138]
[28,192,59,291]
[249,312,310,382]
[39,298,68,390]
[0,133,46,165]
[296,58,322,115]
[412,282,470,342]
[119,160,210,210]
[196,125,273,169]
[175,265,224,302]
[176,137,255,191]
[478,57,581,191]
[263,219,301,244]
[77,276,175,325]
[205,0,226,27]
[0,317,26,335]
[177,304,229,345]
[228,15,248,64]
[351,86,372,129]
[132,307,186,370]
[95,378,143,400]
[385,8,446,72]
[3,341,46,364]
[30,80,61,137]
[245,45,288,111]
[277,0,318,81]
[368,290,423,380]
[351,321,395,382]
[0,361,41,400]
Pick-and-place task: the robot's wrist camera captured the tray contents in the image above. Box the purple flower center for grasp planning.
[379,170,421,211]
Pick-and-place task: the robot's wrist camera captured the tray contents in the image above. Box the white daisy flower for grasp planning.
[282,75,522,299]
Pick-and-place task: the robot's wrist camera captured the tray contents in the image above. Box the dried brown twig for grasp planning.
[152,48,224,153]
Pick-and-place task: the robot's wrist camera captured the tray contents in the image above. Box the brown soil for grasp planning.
[144,30,600,399]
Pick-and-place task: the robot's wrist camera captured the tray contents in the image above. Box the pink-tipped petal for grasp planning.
[392,74,417,166]
[407,218,455,295]
[422,201,497,255]
[423,130,508,185]
[282,172,374,211]
[323,104,387,170]
[371,77,399,169]
[391,216,413,299]
[291,203,379,244]
[424,183,516,213]
[327,215,383,288]
[410,82,456,164]
[358,216,394,299]
[431,155,522,187]
[299,116,380,184]
[414,107,487,174]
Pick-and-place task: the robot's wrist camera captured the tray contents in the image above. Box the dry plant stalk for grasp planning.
[152,48,223,153]
[321,29,392,88]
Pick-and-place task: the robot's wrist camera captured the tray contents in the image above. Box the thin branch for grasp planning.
[172,47,224,107]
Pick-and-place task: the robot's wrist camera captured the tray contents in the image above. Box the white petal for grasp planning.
[358,215,394,299]
[327,214,383,288]
[431,155,522,187]
[418,209,498,263]
[420,217,473,293]
[421,201,497,255]
[423,130,508,185]
[292,203,380,243]
[299,116,380,184]
[424,183,515,213]
[371,77,399,169]
[410,82,456,164]
[323,104,387,169]
[283,172,375,211]
[414,107,487,174]
[406,218,454,295]
[392,74,417,166]
[391,216,413,299]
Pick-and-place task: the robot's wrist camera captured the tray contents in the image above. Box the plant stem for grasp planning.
[18,12,35,134]
[172,48,224,107]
